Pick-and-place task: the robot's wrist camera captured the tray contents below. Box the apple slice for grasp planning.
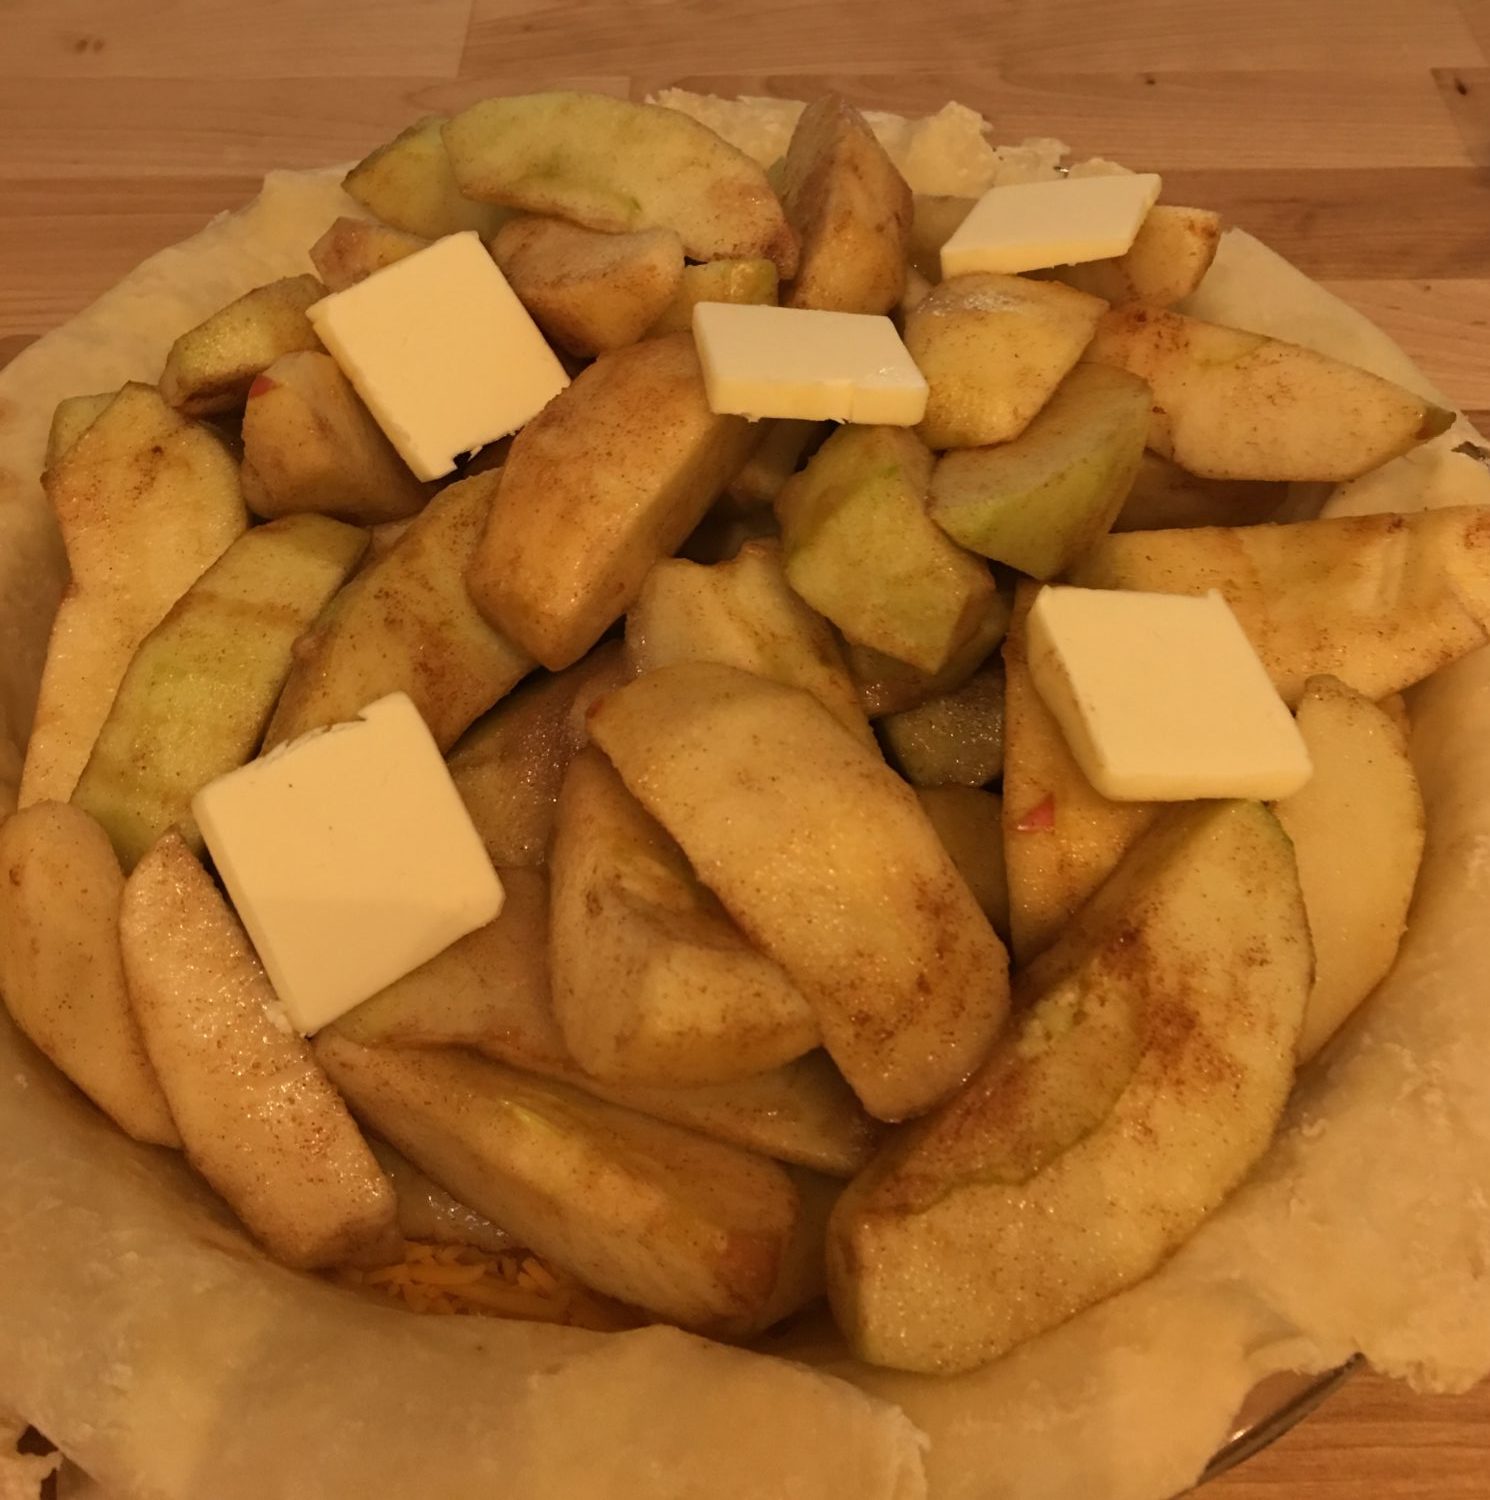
[240,350,430,524]
[1068,506,1490,704]
[1112,451,1282,532]
[1273,675,1425,1061]
[314,1032,824,1337]
[928,364,1150,578]
[492,216,685,357]
[880,662,1004,788]
[466,332,757,671]
[627,541,874,748]
[20,383,247,807]
[915,786,1008,939]
[44,391,113,472]
[309,216,431,292]
[843,596,1011,718]
[646,257,779,337]
[447,642,631,868]
[329,867,879,1176]
[0,803,178,1146]
[589,661,1009,1121]
[776,424,999,675]
[119,834,397,1269]
[779,93,911,315]
[265,469,532,752]
[343,116,510,239]
[551,749,819,1085]
[72,515,367,870]
[828,799,1311,1374]
[1085,306,1451,481]
[158,275,326,417]
[724,420,822,510]
[904,273,1107,449]
[1053,205,1221,309]
[443,92,798,276]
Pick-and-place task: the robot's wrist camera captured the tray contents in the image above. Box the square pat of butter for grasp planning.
[940,173,1162,277]
[1026,586,1311,802]
[308,231,569,481]
[192,692,504,1034]
[692,301,928,425]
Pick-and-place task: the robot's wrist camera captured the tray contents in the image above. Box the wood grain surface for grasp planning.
[1,1,1488,1495]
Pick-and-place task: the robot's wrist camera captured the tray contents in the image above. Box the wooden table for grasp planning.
[1,1,1487,1494]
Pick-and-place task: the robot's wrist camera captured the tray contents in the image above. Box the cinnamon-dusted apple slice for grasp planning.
[1084,306,1451,481]
[779,93,911,315]
[550,749,820,1085]
[20,383,247,807]
[240,351,430,524]
[626,542,873,748]
[315,1032,825,1337]
[43,391,113,471]
[491,216,685,357]
[828,800,1311,1374]
[158,275,326,417]
[72,515,367,870]
[1272,675,1425,1061]
[443,92,799,277]
[589,662,1009,1121]
[119,834,397,1269]
[0,803,178,1146]
[332,867,879,1178]
[646,257,778,336]
[466,333,756,670]
[1053,205,1221,308]
[266,469,532,752]
[1068,506,1490,704]
[905,274,1106,450]
[343,116,510,239]
[309,216,431,291]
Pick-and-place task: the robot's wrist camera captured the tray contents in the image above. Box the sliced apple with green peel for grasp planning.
[1113,450,1283,532]
[314,1032,822,1337]
[1068,506,1490,704]
[492,216,685,357]
[1272,675,1425,1062]
[466,332,757,671]
[0,803,178,1146]
[779,93,911,315]
[72,515,367,870]
[627,541,873,748]
[20,383,248,808]
[776,424,999,675]
[827,799,1311,1374]
[120,834,398,1270]
[928,364,1150,579]
[344,116,510,239]
[1053,205,1221,309]
[266,469,533,752]
[443,92,798,277]
[309,216,431,292]
[44,391,114,472]
[447,642,631,868]
[645,257,779,336]
[240,350,430,524]
[589,662,1010,1121]
[844,594,1011,718]
[1084,306,1452,481]
[880,661,1004,788]
[158,275,326,417]
[905,273,1107,450]
[1002,581,1157,962]
[915,786,1008,939]
[552,749,820,1085]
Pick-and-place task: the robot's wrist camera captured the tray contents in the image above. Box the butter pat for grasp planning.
[1026,586,1311,801]
[692,301,928,424]
[940,174,1163,277]
[308,231,568,480]
[193,693,504,1034]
